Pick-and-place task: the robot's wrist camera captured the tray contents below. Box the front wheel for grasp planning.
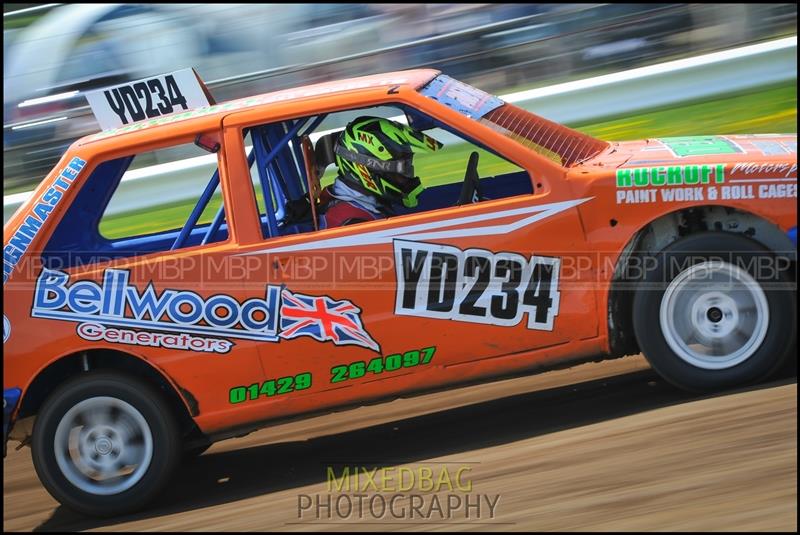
[632,232,796,392]
[31,372,181,516]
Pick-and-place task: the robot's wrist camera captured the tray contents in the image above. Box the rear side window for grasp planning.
[43,136,229,269]
[98,144,224,239]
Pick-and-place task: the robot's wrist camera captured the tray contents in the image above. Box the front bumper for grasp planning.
[3,388,22,457]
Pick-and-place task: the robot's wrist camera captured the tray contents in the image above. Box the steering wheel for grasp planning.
[456,151,483,205]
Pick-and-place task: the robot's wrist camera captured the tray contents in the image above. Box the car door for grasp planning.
[220,94,598,419]
[255,168,598,366]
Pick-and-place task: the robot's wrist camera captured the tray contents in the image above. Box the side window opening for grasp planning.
[244,104,533,241]
[245,116,326,238]
[390,106,532,213]
[42,135,230,269]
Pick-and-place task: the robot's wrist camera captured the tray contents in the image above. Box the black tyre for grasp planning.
[183,440,212,460]
[632,232,796,392]
[31,371,181,517]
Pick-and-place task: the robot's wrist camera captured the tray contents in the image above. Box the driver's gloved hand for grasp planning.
[284,195,312,223]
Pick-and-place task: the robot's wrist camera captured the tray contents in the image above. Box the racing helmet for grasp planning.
[334,116,443,208]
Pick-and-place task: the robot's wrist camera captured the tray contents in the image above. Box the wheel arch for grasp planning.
[16,348,202,443]
[607,205,796,357]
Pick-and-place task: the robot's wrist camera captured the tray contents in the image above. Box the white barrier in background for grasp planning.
[4,36,797,222]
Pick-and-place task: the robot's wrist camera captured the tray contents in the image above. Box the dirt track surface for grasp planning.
[4,355,797,532]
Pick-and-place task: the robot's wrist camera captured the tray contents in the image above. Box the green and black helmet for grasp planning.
[334,116,443,208]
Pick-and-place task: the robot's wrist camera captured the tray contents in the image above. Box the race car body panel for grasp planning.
[586,135,797,168]
[3,69,796,443]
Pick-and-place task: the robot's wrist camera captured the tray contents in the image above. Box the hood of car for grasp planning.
[582,134,797,169]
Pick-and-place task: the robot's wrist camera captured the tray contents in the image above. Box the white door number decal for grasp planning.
[393,240,560,330]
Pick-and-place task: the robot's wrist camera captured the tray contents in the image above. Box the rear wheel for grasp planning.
[632,232,795,392]
[31,372,181,516]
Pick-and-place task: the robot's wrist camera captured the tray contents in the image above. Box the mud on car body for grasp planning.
[3,69,796,516]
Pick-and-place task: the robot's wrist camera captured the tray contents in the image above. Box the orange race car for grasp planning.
[3,69,797,516]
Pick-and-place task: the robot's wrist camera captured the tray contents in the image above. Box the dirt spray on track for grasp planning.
[3,355,797,531]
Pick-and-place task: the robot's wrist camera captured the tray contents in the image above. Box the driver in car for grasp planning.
[319,116,443,227]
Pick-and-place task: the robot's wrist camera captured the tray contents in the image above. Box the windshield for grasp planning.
[418,75,609,167]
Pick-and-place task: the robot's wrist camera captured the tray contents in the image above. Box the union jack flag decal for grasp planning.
[279,290,380,352]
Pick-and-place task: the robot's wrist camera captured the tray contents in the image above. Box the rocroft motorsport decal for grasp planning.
[615,164,726,204]
[616,164,726,188]
[31,268,379,354]
[615,162,797,204]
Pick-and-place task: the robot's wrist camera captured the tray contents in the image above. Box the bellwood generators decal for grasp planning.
[31,268,380,354]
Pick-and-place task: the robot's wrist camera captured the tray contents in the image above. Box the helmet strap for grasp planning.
[402,182,424,208]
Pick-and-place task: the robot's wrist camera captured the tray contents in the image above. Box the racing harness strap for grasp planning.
[300,136,321,231]
[319,192,380,228]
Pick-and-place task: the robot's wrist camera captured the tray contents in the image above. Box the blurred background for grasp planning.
[3,3,797,197]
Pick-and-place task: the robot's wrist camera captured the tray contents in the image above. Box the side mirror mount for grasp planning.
[195,133,220,153]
